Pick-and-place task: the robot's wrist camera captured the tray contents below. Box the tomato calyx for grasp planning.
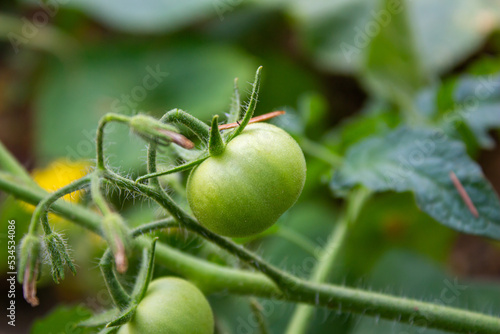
[208,115,225,156]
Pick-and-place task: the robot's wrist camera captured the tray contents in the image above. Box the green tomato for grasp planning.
[187,122,306,238]
[118,277,214,334]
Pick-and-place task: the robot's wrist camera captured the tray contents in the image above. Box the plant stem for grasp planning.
[161,109,210,142]
[0,141,36,185]
[130,217,177,237]
[0,171,278,294]
[298,138,343,168]
[100,249,130,309]
[96,114,131,170]
[29,175,92,235]
[131,130,295,287]
[104,169,297,289]
[285,188,371,334]
[146,139,160,189]
[139,109,210,187]
[91,173,113,216]
[136,155,208,184]
[130,238,157,302]
[275,226,318,258]
[250,298,269,334]
[1,172,500,333]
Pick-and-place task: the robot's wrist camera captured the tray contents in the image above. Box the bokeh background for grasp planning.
[1,0,500,333]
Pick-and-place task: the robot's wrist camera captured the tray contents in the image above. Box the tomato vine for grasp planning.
[0,67,499,333]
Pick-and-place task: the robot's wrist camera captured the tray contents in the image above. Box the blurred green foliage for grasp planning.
[1,0,500,333]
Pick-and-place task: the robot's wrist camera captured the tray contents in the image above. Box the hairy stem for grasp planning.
[161,109,210,142]
[250,298,269,334]
[91,173,113,216]
[0,171,277,293]
[105,169,296,288]
[146,140,160,188]
[1,172,500,333]
[131,238,157,302]
[286,188,371,334]
[29,175,92,235]
[100,249,130,309]
[136,155,208,184]
[96,114,131,170]
[130,217,177,237]
[0,141,35,185]
[275,226,318,258]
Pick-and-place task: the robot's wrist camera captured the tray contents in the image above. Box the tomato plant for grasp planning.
[1,58,500,334]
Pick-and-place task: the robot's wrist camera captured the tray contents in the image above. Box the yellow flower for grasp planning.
[31,159,90,203]
[22,159,91,224]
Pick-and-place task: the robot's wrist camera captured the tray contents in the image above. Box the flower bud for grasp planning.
[129,114,194,149]
[18,234,42,306]
[102,213,131,274]
[43,232,76,283]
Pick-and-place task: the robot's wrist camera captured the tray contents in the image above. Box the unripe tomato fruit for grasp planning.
[187,123,306,238]
[117,277,214,334]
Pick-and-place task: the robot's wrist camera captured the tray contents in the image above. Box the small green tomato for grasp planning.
[118,277,214,334]
[187,122,306,238]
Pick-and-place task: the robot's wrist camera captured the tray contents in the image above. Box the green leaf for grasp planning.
[449,74,500,149]
[363,0,426,109]
[416,71,500,150]
[411,0,500,74]
[288,0,379,74]
[287,0,500,75]
[31,305,93,334]
[331,126,500,239]
[23,0,224,33]
[328,111,400,154]
[298,92,328,134]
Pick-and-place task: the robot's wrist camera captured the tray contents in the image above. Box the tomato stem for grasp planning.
[250,298,270,334]
[92,173,131,273]
[160,108,211,143]
[100,248,131,310]
[285,187,372,334]
[131,238,158,303]
[136,155,208,184]
[96,114,131,170]
[2,172,500,333]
